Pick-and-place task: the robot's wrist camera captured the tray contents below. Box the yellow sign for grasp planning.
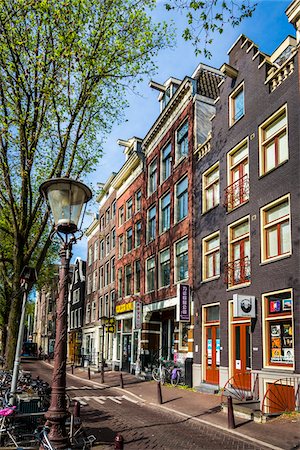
[115,302,134,314]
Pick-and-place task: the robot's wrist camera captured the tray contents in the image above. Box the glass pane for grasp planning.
[246,326,251,368]
[278,132,288,163]
[231,145,248,166]
[266,201,288,223]
[280,221,290,254]
[265,113,286,139]
[207,254,214,278]
[177,177,188,195]
[267,227,279,257]
[207,235,219,251]
[234,90,244,121]
[176,238,188,255]
[162,193,170,208]
[235,326,241,360]
[160,249,170,263]
[206,188,214,210]
[232,221,249,239]
[265,141,276,172]
[177,121,188,141]
[206,305,219,322]
[206,167,219,184]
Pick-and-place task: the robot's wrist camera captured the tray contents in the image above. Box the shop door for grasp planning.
[122,335,132,372]
[205,326,220,385]
[232,323,251,390]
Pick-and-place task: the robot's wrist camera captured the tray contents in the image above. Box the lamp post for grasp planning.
[40,178,92,449]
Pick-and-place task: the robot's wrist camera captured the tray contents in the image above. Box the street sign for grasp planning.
[105,317,116,333]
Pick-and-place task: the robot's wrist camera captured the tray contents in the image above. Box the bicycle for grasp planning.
[152,358,173,384]
[34,425,56,450]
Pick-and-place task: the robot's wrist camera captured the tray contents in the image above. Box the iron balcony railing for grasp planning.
[225,255,251,286]
[224,174,249,211]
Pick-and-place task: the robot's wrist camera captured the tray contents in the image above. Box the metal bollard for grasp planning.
[74,400,80,418]
[120,373,124,389]
[157,381,163,405]
[71,364,74,374]
[114,433,124,450]
[227,395,236,429]
[88,367,91,380]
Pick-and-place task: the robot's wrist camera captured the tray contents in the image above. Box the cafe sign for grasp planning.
[115,302,134,314]
[178,284,190,322]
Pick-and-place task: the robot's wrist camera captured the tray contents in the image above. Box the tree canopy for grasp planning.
[0,0,172,367]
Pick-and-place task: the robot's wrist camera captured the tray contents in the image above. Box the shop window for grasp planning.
[263,290,293,368]
[176,120,188,160]
[161,143,172,181]
[159,248,170,288]
[135,190,141,212]
[160,192,171,233]
[229,83,244,126]
[226,217,250,287]
[135,220,142,247]
[125,264,132,296]
[261,195,291,263]
[126,198,133,220]
[147,205,156,242]
[179,322,189,351]
[225,140,249,211]
[175,176,188,222]
[203,163,219,212]
[146,256,155,292]
[148,158,158,195]
[202,232,220,281]
[175,237,188,282]
[126,227,133,253]
[259,107,288,176]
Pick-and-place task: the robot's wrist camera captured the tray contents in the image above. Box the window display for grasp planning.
[264,291,293,367]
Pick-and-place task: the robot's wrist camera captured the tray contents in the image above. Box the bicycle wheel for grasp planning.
[160,368,166,385]
[171,371,180,386]
[152,368,161,382]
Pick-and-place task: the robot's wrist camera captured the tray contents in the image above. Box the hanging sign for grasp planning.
[179,284,190,322]
[115,302,134,314]
[135,300,142,329]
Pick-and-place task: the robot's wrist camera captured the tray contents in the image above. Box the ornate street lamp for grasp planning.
[40,178,92,449]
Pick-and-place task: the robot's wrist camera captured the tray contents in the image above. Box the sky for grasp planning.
[73,0,295,261]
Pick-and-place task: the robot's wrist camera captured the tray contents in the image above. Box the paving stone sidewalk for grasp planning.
[67,365,300,450]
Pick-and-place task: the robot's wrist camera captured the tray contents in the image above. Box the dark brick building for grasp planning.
[193,7,299,412]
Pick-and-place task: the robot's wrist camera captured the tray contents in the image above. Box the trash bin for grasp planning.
[185,357,193,388]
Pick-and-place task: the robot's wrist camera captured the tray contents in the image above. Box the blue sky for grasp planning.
[74,0,295,261]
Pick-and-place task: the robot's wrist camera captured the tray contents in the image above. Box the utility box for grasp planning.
[185,357,193,388]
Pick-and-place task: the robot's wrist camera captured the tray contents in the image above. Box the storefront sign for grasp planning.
[179,284,190,321]
[135,300,142,329]
[116,302,134,314]
[233,294,256,318]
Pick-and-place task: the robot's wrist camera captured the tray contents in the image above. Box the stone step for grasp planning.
[194,382,220,394]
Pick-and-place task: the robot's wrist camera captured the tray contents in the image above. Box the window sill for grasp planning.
[260,253,291,266]
[226,199,249,214]
[173,154,188,169]
[259,159,288,179]
[226,281,251,291]
[201,275,220,284]
[174,216,188,226]
[175,278,188,285]
[159,228,170,236]
[158,284,170,291]
[229,114,244,129]
[202,204,219,216]
[262,365,294,372]
[145,289,155,294]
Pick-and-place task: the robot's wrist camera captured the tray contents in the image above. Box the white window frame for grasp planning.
[147,205,156,242]
[175,176,188,223]
[229,82,244,126]
[202,163,219,213]
[176,120,189,161]
[159,247,170,288]
[148,158,158,196]
[174,236,188,283]
[259,105,288,176]
[146,256,155,293]
[160,191,171,234]
[202,231,220,282]
[161,142,172,182]
[260,194,291,264]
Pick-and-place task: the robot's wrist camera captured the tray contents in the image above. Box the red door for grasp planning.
[233,323,251,390]
[205,325,220,385]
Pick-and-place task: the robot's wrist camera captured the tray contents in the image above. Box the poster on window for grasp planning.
[271,348,282,360]
[271,325,281,337]
[271,337,281,348]
[283,323,292,337]
[216,339,220,366]
[282,299,292,311]
[207,339,212,359]
[283,348,294,363]
[270,300,281,313]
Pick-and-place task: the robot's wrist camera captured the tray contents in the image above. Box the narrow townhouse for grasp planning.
[193,1,300,414]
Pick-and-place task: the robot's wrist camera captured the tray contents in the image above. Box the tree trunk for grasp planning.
[5,289,22,369]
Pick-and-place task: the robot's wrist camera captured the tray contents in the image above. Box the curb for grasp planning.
[43,362,284,450]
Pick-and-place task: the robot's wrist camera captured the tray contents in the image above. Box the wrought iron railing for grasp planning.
[224,174,249,211]
[225,256,251,286]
